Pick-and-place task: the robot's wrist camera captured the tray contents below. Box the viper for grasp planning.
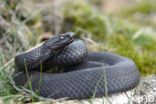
[14,32,140,99]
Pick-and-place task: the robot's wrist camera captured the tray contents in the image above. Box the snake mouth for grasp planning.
[44,32,75,50]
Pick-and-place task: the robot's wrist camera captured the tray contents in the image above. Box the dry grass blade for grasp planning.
[0,58,14,71]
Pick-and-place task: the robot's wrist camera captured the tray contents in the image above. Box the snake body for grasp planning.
[14,32,140,99]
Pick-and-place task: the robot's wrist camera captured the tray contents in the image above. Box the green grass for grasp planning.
[90,65,108,104]
[0,0,156,103]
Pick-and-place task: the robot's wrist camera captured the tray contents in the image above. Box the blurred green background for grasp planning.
[0,0,156,103]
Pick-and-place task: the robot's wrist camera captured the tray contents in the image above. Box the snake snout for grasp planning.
[67,32,75,38]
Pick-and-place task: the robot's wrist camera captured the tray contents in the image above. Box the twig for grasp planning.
[0,58,14,71]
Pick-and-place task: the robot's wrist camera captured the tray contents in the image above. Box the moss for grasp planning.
[107,33,156,75]
[62,1,107,39]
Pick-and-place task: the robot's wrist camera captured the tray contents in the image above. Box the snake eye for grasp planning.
[60,36,64,39]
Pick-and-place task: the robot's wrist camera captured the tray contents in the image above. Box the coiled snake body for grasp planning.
[14,32,140,99]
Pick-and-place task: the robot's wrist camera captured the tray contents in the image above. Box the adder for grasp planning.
[14,32,140,99]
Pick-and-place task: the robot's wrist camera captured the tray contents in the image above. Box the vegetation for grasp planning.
[0,0,155,103]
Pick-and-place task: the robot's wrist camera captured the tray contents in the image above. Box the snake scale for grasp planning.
[14,32,140,99]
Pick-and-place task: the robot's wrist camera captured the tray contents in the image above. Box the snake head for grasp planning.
[43,32,74,51]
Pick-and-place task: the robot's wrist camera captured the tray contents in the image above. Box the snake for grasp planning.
[14,32,140,99]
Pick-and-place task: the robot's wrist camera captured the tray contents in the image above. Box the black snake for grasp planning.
[14,32,140,99]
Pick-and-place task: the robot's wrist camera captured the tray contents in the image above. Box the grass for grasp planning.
[0,0,156,103]
[90,65,108,104]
